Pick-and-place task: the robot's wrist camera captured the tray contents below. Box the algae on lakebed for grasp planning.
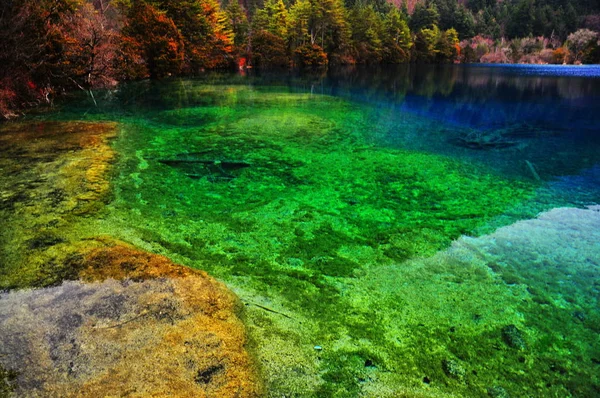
[0,121,261,397]
[5,82,597,396]
[83,84,578,396]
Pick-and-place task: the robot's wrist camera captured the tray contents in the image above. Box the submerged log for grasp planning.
[450,129,519,150]
[157,157,251,181]
[452,136,518,150]
[158,158,251,170]
[525,160,541,181]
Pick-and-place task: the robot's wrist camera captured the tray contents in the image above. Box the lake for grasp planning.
[1,64,599,397]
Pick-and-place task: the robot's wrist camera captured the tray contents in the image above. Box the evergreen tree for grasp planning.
[295,0,349,55]
[288,0,312,48]
[253,0,288,38]
[382,6,412,62]
[349,3,384,62]
[225,0,249,52]
[413,24,440,62]
[410,2,440,32]
[505,0,535,39]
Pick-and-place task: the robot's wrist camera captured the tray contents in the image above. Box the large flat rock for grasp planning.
[0,122,261,397]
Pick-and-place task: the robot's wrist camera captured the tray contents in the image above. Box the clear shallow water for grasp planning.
[2,64,600,396]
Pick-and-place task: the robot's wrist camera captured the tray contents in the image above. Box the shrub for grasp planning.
[0,86,18,120]
[382,43,409,63]
[480,50,509,63]
[567,29,599,63]
[250,30,290,68]
[294,44,328,68]
[521,37,543,54]
[460,35,494,62]
[552,47,570,64]
[538,48,556,64]
[518,53,544,64]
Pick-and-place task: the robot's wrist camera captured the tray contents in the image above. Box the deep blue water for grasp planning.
[55,63,600,203]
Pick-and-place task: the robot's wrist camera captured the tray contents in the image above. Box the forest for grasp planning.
[1,0,599,118]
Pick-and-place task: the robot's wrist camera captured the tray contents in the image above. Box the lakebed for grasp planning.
[1,65,599,397]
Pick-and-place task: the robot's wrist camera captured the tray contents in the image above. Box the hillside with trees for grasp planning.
[1,0,599,117]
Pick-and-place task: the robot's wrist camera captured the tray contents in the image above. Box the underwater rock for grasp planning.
[450,130,518,150]
[502,324,527,350]
[0,241,262,397]
[487,385,511,398]
[0,365,17,396]
[442,359,466,380]
[0,121,117,214]
[573,311,586,323]
[449,122,549,151]
[0,122,261,395]
[158,156,250,181]
[0,121,118,290]
[25,233,65,250]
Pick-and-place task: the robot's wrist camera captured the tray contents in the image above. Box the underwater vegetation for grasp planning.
[1,80,599,397]
[0,122,261,397]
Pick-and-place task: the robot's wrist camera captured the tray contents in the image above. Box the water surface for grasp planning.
[2,64,600,397]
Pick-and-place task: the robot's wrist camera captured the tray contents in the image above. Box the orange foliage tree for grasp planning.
[0,0,121,115]
[153,0,234,71]
[120,1,184,78]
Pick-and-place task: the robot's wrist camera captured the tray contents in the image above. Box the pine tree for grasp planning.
[225,0,249,52]
[252,0,288,38]
[410,2,439,32]
[349,3,384,62]
[288,0,312,48]
[153,0,234,70]
[383,5,412,62]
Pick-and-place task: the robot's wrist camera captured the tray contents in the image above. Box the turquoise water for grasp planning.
[2,64,600,396]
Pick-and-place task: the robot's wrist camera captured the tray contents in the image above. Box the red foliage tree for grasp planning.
[153,0,234,71]
[0,0,84,115]
[120,1,184,78]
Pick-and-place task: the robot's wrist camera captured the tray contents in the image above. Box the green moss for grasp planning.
[93,85,550,396]
[280,224,362,277]
[0,365,17,396]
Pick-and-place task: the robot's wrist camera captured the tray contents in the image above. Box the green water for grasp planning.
[3,66,600,396]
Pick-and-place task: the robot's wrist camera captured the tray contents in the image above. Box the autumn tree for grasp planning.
[436,27,459,62]
[567,29,599,63]
[0,0,122,115]
[120,1,184,78]
[153,0,234,70]
[294,43,328,67]
[62,2,121,90]
[250,30,289,67]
